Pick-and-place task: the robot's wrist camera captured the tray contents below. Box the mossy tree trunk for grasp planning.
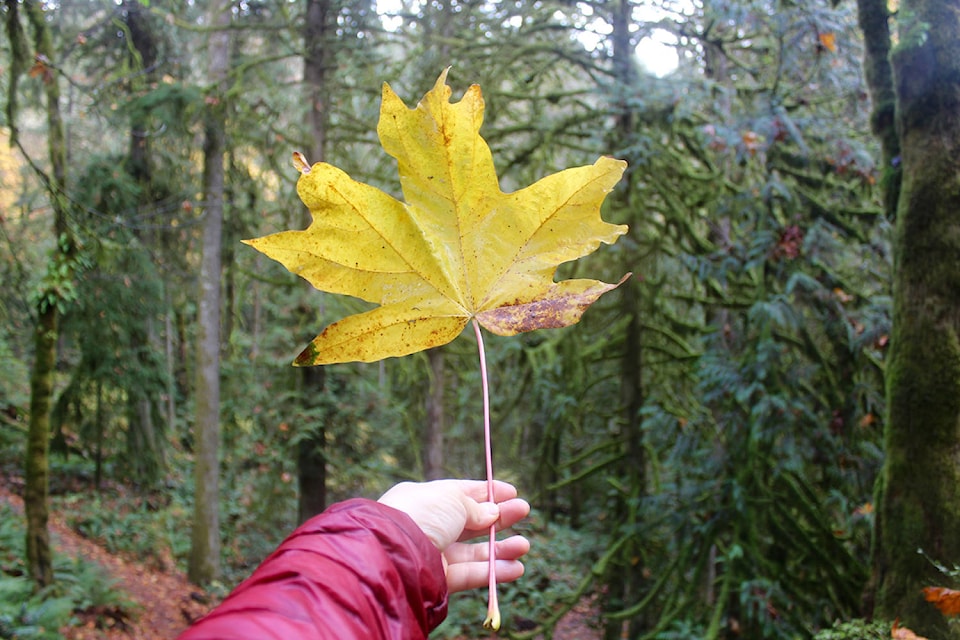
[873,1,960,636]
[602,1,646,637]
[856,0,900,221]
[25,304,57,589]
[16,0,72,590]
[188,1,231,585]
[855,0,899,617]
[123,0,166,487]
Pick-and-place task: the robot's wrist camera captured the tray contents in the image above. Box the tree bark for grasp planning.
[855,0,898,618]
[873,2,960,636]
[19,0,71,590]
[297,366,327,523]
[25,304,56,588]
[122,0,165,486]
[603,2,645,638]
[188,2,231,585]
[424,348,446,480]
[856,0,900,220]
[304,0,330,166]
[296,0,336,521]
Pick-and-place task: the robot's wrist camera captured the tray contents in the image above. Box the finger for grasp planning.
[455,479,519,504]
[444,535,531,565]
[497,498,530,528]
[446,559,526,594]
[459,498,530,541]
[461,499,501,533]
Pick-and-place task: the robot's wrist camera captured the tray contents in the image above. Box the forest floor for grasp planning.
[0,477,601,640]
[0,478,209,639]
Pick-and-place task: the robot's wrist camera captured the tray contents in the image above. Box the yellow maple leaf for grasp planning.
[246,69,628,365]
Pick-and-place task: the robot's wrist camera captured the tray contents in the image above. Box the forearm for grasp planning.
[178,499,448,640]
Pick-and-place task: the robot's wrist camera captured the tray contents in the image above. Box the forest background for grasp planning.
[1,0,959,639]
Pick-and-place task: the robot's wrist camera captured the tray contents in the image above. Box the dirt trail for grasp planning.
[0,479,211,640]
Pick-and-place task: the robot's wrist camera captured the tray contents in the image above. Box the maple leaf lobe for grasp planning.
[477,274,632,336]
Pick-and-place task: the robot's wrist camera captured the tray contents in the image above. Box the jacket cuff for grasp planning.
[296,498,449,631]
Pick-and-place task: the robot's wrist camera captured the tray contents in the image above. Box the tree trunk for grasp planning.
[25,304,56,588]
[297,366,327,523]
[855,0,899,617]
[188,2,231,585]
[603,1,645,637]
[856,0,900,220]
[606,274,646,640]
[95,381,104,492]
[124,0,156,186]
[532,418,559,522]
[296,0,335,521]
[424,348,446,480]
[19,0,71,590]
[165,300,177,438]
[123,0,165,486]
[304,0,330,166]
[873,2,960,636]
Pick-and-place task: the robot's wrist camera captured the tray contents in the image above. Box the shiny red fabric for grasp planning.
[177,499,449,640]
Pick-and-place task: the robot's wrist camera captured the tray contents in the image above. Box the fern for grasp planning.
[812,619,889,639]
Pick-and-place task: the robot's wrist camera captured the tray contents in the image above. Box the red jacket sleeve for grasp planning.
[177,499,449,640]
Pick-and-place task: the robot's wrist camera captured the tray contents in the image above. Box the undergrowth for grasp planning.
[811,619,889,639]
[58,492,186,573]
[432,510,604,639]
[0,502,136,639]
[1,428,608,638]
[49,448,298,588]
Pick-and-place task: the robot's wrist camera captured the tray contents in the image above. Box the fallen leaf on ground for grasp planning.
[922,585,960,616]
[892,618,929,639]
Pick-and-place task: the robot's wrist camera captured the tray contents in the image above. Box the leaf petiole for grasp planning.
[473,318,500,631]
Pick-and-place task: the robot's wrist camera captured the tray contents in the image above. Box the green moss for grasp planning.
[877,1,960,633]
[878,35,960,638]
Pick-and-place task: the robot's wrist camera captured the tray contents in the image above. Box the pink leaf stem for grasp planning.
[473,318,500,630]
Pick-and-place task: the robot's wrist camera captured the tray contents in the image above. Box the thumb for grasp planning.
[464,500,500,531]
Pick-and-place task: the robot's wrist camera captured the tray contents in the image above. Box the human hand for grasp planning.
[378,479,531,593]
